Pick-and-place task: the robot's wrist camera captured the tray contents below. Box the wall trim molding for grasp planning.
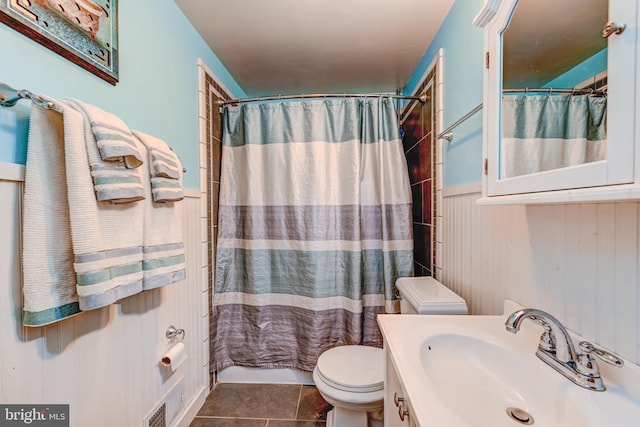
[0,160,200,198]
[443,182,482,197]
[406,48,444,98]
[183,188,200,199]
[0,162,25,182]
[197,58,237,101]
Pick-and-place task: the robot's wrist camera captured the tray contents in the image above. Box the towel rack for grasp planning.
[0,82,56,110]
[437,103,483,142]
[2,81,188,174]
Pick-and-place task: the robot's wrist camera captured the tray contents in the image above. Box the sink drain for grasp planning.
[506,407,534,425]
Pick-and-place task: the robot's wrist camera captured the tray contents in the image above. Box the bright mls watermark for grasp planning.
[0,405,68,426]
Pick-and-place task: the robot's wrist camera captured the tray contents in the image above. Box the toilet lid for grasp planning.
[316,345,384,393]
[396,277,468,314]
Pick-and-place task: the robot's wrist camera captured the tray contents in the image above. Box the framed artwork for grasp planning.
[0,0,118,85]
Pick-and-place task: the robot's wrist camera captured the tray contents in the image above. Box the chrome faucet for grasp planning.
[505,308,624,391]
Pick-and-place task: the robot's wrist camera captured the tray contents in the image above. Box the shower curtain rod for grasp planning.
[503,87,606,95]
[220,92,428,105]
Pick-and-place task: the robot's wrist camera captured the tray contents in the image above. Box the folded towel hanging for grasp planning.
[64,99,145,203]
[22,98,147,324]
[131,134,186,290]
[132,130,185,203]
[67,99,143,167]
[139,133,182,180]
[150,149,181,179]
[59,99,145,311]
[22,100,81,326]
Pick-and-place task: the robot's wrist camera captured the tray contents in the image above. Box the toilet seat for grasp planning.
[315,345,384,393]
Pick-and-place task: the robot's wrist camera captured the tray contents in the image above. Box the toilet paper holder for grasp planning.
[166,325,185,341]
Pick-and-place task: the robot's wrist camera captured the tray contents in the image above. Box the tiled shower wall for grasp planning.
[402,68,437,277]
[198,62,231,388]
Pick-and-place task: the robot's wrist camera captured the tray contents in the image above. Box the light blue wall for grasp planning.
[0,0,246,189]
[404,0,485,188]
[543,49,607,89]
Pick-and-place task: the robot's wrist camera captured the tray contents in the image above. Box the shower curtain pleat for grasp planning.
[501,94,607,178]
[213,98,413,372]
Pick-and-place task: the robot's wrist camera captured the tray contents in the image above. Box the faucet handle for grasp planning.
[538,322,556,352]
[579,341,624,368]
[526,316,557,353]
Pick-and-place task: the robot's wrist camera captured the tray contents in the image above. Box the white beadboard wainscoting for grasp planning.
[0,163,209,427]
[441,188,640,365]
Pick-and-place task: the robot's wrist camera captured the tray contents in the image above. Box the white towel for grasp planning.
[22,103,80,326]
[64,99,145,203]
[59,100,145,311]
[132,130,184,203]
[135,131,182,179]
[132,133,186,290]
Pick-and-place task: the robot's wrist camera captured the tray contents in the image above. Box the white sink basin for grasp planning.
[378,301,640,427]
[420,333,590,426]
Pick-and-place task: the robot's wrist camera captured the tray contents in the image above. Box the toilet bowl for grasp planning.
[313,277,467,427]
[313,345,384,426]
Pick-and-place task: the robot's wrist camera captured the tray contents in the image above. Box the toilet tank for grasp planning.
[396,277,467,315]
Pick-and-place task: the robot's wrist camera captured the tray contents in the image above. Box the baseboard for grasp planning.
[174,385,208,427]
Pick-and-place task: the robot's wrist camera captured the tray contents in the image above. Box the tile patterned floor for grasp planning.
[190,383,332,426]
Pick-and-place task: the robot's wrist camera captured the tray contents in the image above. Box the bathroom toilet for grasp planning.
[395,276,468,315]
[312,277,467,427]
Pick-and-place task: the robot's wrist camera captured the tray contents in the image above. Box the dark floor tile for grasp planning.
[267,421,325,427]
[198,383,301,419]
[190,418,267,427]
[296,386,331,421]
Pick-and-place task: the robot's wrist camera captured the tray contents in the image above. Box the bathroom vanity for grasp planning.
[378,301,640,427]
[384,350,416,427]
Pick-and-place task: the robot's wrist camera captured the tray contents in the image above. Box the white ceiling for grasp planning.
[174,0,455,97]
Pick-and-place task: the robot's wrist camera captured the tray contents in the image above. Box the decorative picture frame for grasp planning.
[0,0,118,85]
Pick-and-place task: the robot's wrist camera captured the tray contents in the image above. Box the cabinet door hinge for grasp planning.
[485,51,490,69]
[484,158,488,175]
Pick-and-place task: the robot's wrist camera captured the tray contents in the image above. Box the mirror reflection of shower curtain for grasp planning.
[501,94,607,178]
[212,97,414,372]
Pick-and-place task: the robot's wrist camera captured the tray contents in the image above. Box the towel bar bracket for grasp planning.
[0,82,56,110]
[436,103,483,142]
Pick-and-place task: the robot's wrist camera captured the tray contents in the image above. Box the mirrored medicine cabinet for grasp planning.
[476,0,639,203]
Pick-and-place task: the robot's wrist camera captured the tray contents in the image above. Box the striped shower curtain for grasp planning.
[501,94,607,178]
[212,97,414,372]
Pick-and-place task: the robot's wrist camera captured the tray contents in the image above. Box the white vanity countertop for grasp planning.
[377,302,640,427]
